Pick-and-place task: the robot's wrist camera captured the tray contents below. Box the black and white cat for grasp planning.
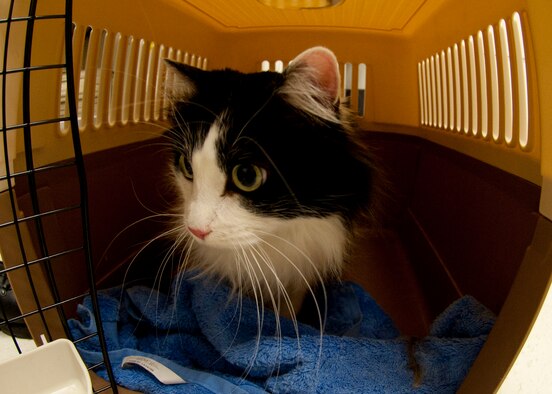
[165,47,374,320]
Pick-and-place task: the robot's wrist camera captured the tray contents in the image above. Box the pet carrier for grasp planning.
[0,0,550,393]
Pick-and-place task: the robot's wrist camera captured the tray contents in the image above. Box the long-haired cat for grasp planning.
[165,47,374,321]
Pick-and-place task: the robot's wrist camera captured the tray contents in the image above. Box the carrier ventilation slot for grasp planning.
[262,59,285,73]
[418,12,530,150]
[343,62,367,117]
[260,59,368,117]
[60,24,208,134]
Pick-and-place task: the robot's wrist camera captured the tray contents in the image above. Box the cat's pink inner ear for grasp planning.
[291,47,340,102]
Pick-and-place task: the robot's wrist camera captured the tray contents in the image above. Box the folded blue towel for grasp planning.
[69,272,495,393]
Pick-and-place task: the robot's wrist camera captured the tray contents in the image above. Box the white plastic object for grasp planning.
[0,338,92,394]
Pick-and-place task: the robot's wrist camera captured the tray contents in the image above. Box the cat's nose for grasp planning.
[188,227,212,240]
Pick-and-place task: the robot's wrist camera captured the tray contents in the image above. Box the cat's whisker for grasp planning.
[98,214,182,314]
[241,245,265,341]
[235,136,302,209]
[227,245,267,382]
[246,242,296,380]
[166,95,220,121]
[115,226,190,346]
[176,235,195,275]
[161,235,195,340]
[247,240,298,329]
[252,235,315,332]
[217,255,259,385]
[232,91,277,146]
[93,191,186,340]
[253,230,327,384]
[256,233,325,315]
[155,47,373,392]
[167,117,214,155]
[242,243,282,333]
[162,229,191,282]
[118,224,186,295]
[142,231,194,348]
[97,211,183,278]
[254,229,328,326]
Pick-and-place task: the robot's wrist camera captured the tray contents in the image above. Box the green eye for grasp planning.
[178,154,193,180]
[232,164,266,192]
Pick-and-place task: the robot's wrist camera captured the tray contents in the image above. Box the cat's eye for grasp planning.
[178,154,193,180]
[232,164,266,192]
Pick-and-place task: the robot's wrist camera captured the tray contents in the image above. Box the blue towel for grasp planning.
[69,272,495,393]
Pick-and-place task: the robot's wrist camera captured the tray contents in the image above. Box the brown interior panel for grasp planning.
[83,140,176,289]
[346,132,541,334]
[13,130,541,340]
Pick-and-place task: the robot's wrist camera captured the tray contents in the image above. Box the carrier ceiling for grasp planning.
[177,0,435,32]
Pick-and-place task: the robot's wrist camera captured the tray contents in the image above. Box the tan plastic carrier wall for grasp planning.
[1,0,551,393]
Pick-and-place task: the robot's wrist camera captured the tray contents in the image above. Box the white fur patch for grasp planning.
[185,123,226,234]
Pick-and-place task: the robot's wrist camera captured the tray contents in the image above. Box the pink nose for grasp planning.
[188,227,212,240]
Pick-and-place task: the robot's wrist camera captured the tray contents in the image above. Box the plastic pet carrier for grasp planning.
[0,0,551,393]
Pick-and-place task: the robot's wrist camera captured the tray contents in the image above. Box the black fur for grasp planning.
[168,63,373,222]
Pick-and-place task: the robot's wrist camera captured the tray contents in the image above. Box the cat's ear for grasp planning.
[280,46,341,122]
[164,60,201,100]
[288,47,340,101]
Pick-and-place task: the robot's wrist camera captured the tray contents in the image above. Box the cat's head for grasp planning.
[165,47,373,253]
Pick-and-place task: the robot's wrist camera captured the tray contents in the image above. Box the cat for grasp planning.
[165,46,375,322]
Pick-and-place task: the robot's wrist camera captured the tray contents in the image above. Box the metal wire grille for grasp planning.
[0,0,116,391]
